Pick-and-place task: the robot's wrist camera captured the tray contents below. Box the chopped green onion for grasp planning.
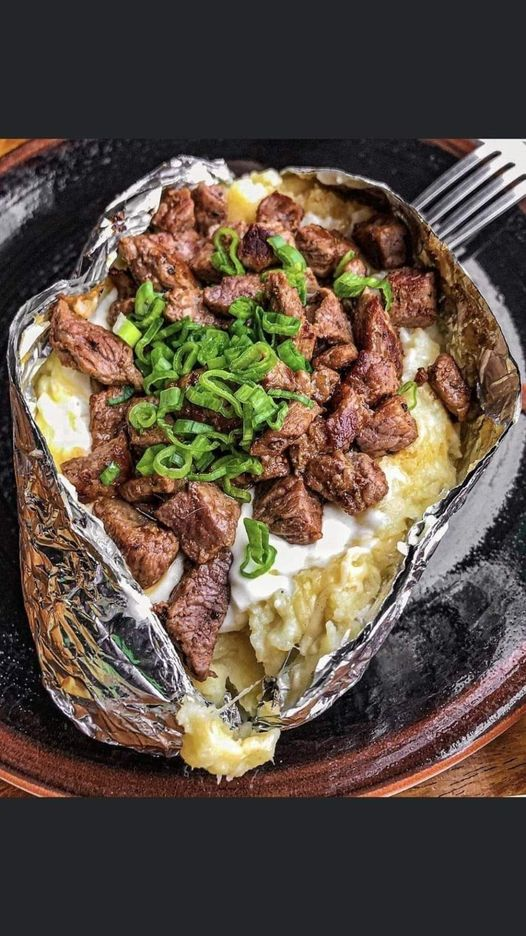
[240,518,277,579]
[128,401,158,431]
[229,297,257,320]
[134,282,166,325]
[398,380,418,410]
[99,461,121,486]
[135,445,165,477]
[334,249,356,279]
[260,310,301,336]
[189,453,262,484]
[333,271,393,310]
[267,389,314,407]
[157,387,183,419]
[267,235,306,272]
[173,341,199,375]
[266,401,288,430]
[211,227,245,277]
[172,419,215,435]
[222,478,252,502]
[225,341,277,382]
[112,313,142,348]
[153,445,193,479]
[106,386,135,406]
[134,316,164,364]
[277,339,310,372]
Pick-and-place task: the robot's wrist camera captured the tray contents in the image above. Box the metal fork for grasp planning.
[413,139,526,252]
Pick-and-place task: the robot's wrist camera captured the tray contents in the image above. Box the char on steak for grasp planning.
[49,299,142,388]
[356,396,418,456]
[353,288,403,377]
[312,288,353,345]
[159,549,232,681]
[203,274,262,315]
[428,353,471,421]
[62,432,132,502]
[251,401,321,456]
[119,475,184,502]
[342,350,399,406]
[313,343,358,371]
[89,387,130,448]
[295,225,360,279]
[387,268,437,327]
[253,475,323,545]
[324,383,371,451]
[93,498,179,589]
[156,482,240,564]
[304,450,388,515]
[191,183,228,235]
[152,187,195,234]
[353,215,408,269]
[256,192,304,232]
[118,234,197,292]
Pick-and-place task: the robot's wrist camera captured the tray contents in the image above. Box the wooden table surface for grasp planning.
[0,138,524,799]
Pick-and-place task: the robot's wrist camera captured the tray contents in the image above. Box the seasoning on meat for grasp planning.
[119,475,184,503]
[257,453,290,482]
[288,417,331,473]
[353,288,403,377]
[152,187,195,234]
[344,350,399,405]
[160,549,232,681]
[251,401,321,456]
[92,498,179,589]
[164,284,226,327]
[236,223,275,272]
[295,225,359,279]
[156,482,240,564]
[387,268,437,327]
[324,383,371,451]
[356,396,418,456]
[189,239,222,284]
[62,432,133,502]
[304,451,388,516]
[256,191,304,232]
[312,288,354,346]
[50,299,142,388]
[203,274,262,315]
[313,343,358,371]
[353,215,408,269]
[265,270,304,319]
[118,234,198,292]
[89,387,130,448]
[428,353,471,421]
[310,365,340,404]
[192,183,228,235]
[253,475,323,545]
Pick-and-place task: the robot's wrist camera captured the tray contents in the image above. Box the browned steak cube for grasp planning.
[152,187,195,234]
[119,475,184,502]
[118,234,198,292]
[295,320,317,361]
[295,225,357,279]
[191,183,227,235]
[160,549,232,681]
[356,396,418,456]
[257,453,290,482]
[353,289,403,377]
[256,192,304,232]
[189,239,222,284]
[62,432,132,502]
[253,475,322,545]
[310,365,340,404]
[353,215,408,270]
[156,482,240,564]
[251,401,321,456]
[89,387,130,448]
[203,274,262,315]
[312,288,353,346]
[126,396,172,449]
[261,361,298,392]
[304,451,388,515]
[265,270,304,319]
[288,417,331,473]
[313,343,358,371]
[238,223,277,272]
[49,299,142,388]
[92,498,179,589]
[324,383,372,451]
[387,268,437,327]
[109,268,136,299]
[164,284,226,327]
[428,353,471,421]
[344,350,400,406]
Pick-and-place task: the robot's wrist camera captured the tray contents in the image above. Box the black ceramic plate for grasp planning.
[0,139,525,797]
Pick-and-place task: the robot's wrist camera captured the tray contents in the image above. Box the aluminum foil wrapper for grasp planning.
[7,155,522,756]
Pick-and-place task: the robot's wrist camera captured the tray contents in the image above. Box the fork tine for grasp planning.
[433,165,524,238]
[412,141,498,212]
[424,152,512,226]
[446,179,526,250]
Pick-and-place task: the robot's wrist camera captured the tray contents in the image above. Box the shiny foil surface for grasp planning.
[7,156,522,756]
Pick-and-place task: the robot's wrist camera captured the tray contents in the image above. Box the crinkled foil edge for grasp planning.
[7,155,522,755]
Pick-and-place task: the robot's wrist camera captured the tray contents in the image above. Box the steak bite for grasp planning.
[118,234,198,292]
[253,475,323,545]
[313,343,358,371]
[152,186,195,234]
[251,401,321,456]
[159,549,232,681]
[324,383,371,451]
[312,288,353,346]
[304,450,388,515]
[92,498,179,589]
[119,475,184,502]
[109,268,136,300]
[257,453,290,482]
[89,387,130,448]
[356,396,418,457]
[310,365,340,404]
[62,432,132,502]
[203,274,262,315]
[189,239,222,284]
[49,299,143,388]
[344,350,400,406]
[238,223,277,272]
[387,268,437,327]
[353,215,409,269]
[256,191,304,232]
[265,269,304,319]
[156,482,240,564]
[353,288,403,377]
[295,225,359,279]
[164,284,226,327]
[288,417,331,473]
[428,353,471,421]
[191,183,228,235]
